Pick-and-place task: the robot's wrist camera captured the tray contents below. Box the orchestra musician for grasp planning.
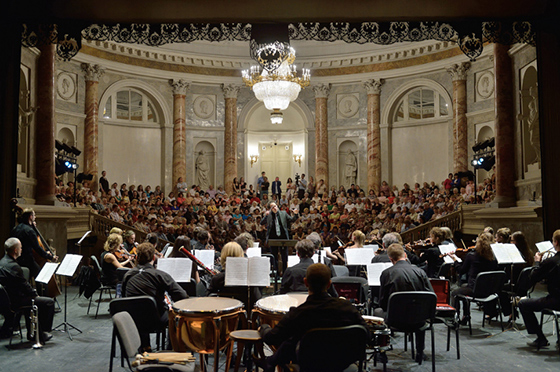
[122,230,138,254]
[374,243,434,363]
[11,208,58,279]
[450,232,498,325]
[519,229,560,349]
[416,227,446,278]
[255,263,367,372]
[0,238,55,344]
[101,233,133,287]
[122,242,187,351]
[261,202,299,274]
[333,230,365,264]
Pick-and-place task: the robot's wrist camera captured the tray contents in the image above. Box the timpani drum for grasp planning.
[169,297,244,372]
[362,315,391,350]
[252,294,308,328]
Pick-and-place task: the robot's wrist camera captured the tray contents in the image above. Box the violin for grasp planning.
[115,245,137,261]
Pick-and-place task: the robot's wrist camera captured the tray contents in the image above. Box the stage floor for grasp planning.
[1,284,559,372]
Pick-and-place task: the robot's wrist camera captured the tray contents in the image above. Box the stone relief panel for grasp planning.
[475,70,494,102]
[336,93,360,119]
[56,71,78,103]
[193,94,216,120]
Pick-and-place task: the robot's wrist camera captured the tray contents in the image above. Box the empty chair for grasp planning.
[331,276,369,314]
[109,296,167,353]
[88,255,115,318]
[386,291,437,372]
[294,325,369,372]
[110,311,192,372]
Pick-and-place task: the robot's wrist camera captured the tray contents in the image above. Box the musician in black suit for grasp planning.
[11,208,57,279]
[519,229,560,349]
[261,202,298,274]
[375,243,434,363]
[0,238,55,343]
[271,176,282,197]
[256,263,367,372]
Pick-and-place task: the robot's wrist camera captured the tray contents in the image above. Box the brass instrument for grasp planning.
[30,299,43,349]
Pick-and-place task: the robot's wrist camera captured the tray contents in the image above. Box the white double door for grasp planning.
[260,142,293,188]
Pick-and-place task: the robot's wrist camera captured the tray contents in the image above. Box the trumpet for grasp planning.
[30,299,43,349]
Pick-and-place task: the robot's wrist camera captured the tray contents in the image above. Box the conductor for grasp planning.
[261,202,298,274]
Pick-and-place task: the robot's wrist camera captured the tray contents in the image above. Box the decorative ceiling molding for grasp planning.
[21,21,536,62]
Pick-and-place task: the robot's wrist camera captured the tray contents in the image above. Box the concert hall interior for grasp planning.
[1,1,560,371]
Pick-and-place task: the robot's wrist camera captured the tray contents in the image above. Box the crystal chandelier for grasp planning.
[242,42,310,123]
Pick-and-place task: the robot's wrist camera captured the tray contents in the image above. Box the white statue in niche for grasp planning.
[196,150,210,191]
[18,90,37,144]
[344,150,357,187]
[527,85,540,164]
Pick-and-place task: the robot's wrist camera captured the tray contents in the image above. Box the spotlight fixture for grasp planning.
[70,146,82,156]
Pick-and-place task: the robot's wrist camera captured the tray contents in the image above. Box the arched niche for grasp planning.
[57,127,75,147]
[381,79,452,187]
[18,67,31,174]
[338,140,359,190]
[519,62,539,174]
[194,140,216,190]
[239,98,312,189]
[476,125,494,183]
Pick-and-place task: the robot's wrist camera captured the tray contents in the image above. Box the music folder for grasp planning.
[491,243,526,264]
[56,254,83,277]
[246,247,262,258]
[345,248,376,265]
[225,256,271,287]
[438,244,462,264]
[536,240,554,253]
[194,249,215,270]
[36,262,59,284]
[157,258,193,283]
[366,262,393,286]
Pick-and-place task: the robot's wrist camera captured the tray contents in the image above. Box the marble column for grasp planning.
[492,43,517,207]
[447,62,470,174]
[222,84,239,195]
[81,63,105,195]
[169,79,189,186]
[313,84,330,189]
[364,79,383,193]
[35,43,57,205]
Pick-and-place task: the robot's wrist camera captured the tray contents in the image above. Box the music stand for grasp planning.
[268,239,297,276]
[53,254,83,340]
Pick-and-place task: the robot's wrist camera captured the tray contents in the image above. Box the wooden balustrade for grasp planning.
[400,208,463,244]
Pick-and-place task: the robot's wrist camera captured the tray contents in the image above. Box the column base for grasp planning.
[489,196,517,208]
[35,195,58,206]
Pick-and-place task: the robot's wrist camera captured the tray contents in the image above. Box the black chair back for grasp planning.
[331,276,368,304]
[333,265,349,277]
[386,291,437,332]
[0,284,12,314]
[109,296,162,335]
[296,325,368,372]
[515,267,533,297]
[472,271,506,299]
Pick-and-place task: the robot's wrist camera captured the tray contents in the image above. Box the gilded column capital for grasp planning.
[222,84,240,99]
[447,62,471,81]
[81,63,105,82]
[169,79,190,95]
[313,83,331,99]
[363,79,384,95]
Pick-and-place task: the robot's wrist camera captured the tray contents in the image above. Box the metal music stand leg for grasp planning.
[53,276,82,340]
[505,263,522,332]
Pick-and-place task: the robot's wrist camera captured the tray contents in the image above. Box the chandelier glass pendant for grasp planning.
[242,41,310,124]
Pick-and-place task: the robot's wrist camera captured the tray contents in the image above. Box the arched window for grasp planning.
[392,87,449,123]
[102,88,158,123]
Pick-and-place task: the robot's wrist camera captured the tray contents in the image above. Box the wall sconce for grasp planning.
[293,154,302,167]
[250,154,259,168]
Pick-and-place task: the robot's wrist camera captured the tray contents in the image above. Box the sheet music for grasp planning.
[248,256,271,287]
[253,242,260,248]
[224,257,248,286]
[439,244,462,264]
[324,247,332,255]
[364,244,379,252]
[491,243,526,264]
[36,262,58,284]
[345,248,376,265]
[224,257,271,286]
[366,263,393,286]
[287,255,299,268]
[246,247,262,258]
[56,254,83,277]
[157,258,192,283]
[194,250,215,270]
[536,241,554,253]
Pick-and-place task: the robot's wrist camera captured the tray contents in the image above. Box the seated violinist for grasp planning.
[333,230,365,264]
[417,227,446,278]
[101,233,133,287]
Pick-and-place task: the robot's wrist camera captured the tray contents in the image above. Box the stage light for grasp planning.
[471,159,478,166]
